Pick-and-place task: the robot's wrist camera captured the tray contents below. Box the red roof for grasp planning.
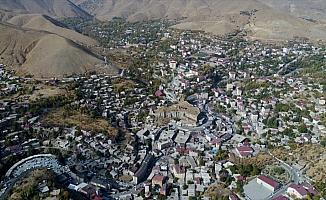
[155,90,165,97]
[229,193,240,200]
[236,146,253,153]
[152,175,165,183]
[258,175,279,189]
[302,183,317,196]
[174,165,185,174]
[91,194,103,200]
[176,147,189,154]
[289,184,308,196]
[210,138,222,145]
[273,195,289,200]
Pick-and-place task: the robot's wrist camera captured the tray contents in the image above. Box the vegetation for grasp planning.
[214,150,229,161]
[42,107,118,138]
[229,164,261,177]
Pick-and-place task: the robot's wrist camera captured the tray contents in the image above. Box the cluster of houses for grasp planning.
[0,23,325,200]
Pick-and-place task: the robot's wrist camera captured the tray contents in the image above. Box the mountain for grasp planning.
[257,0,326,23]
[73,0,326,42]
[7,14,98,46]
[0,22,108,78]
[0,0,92,19]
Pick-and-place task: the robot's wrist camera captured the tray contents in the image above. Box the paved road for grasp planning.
[276,55,304,76]
[267,151,304,199]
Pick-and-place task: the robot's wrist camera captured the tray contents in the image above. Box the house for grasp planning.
[287,183,317,199]
[287,184,308,199]
[172,165,186,180]
[273,195,289,200]
[155,90,165,98]
[90,177,111,189]
[152,175,166,187]
[235,146,254,158]
[229,193,240,200]
[78,184,97,199]
[257,175,279,192]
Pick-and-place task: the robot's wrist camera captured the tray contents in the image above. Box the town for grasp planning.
[0,18,325,200]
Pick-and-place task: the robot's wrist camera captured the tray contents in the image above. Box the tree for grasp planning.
[298,123,308,133]
[215,150,229,161]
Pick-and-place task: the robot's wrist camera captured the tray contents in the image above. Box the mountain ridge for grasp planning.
[0,0,92,19]
[72,0,326,42]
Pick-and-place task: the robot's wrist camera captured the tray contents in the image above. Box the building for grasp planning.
[235,146,254,158]
[257,175,279,192]
[273,195,289,200]
[287,183,317,199]
[169,61,177,69]
[133,153,155,184]
[172,165,186,180]
[90,177,111,189]
[174,131,191,145]
[152,175,166,187]
[154,101,200,127]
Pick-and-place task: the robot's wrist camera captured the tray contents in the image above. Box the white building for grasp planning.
[256,175,279,192]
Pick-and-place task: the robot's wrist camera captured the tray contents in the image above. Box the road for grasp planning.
[0,154,67,200]
[267,151,304,199]
[276,55,304,76]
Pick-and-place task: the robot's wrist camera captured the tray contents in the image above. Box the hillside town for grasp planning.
[0,19,326,200]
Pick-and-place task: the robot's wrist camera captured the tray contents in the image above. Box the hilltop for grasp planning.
[0,22,109,78]
[7,14,98,46]
[0,0,92,19]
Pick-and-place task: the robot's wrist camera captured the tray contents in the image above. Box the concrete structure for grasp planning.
[244,177,276,200]
[154,101,200,127]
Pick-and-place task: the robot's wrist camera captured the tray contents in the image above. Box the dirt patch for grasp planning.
[204,183,230,198]
[42,108,118,138]
[271,144,326,182]
[9,169,55,200]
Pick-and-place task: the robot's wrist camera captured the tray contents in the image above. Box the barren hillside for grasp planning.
[258,0,326,23]
[74,0,326,42]
[0,22,109,78]
[0,0,92,18]
[7,14,98,46]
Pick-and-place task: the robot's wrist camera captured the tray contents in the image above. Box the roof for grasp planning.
[152,175,165,183]
[236,146,253,152]
[302,182,318,196]
[258,175,279,189]
[289,184,308,196]
[155,90,165,97]
[273,195,289,200]
[229,193,240,200]
[174,165,185,174]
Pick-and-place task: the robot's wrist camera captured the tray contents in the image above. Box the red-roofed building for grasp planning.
[287,183,315,199]
[155,90,165,98]
[172,165,185,179]
[235,146,254,158]
[152,175,166,187]
[91,194,103,200]
[229,193,240,200]
[273,195,289,200]
[257,175,279,192]
[302,182,318,196]
[210,138,222,148]
[176,147,189,155]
